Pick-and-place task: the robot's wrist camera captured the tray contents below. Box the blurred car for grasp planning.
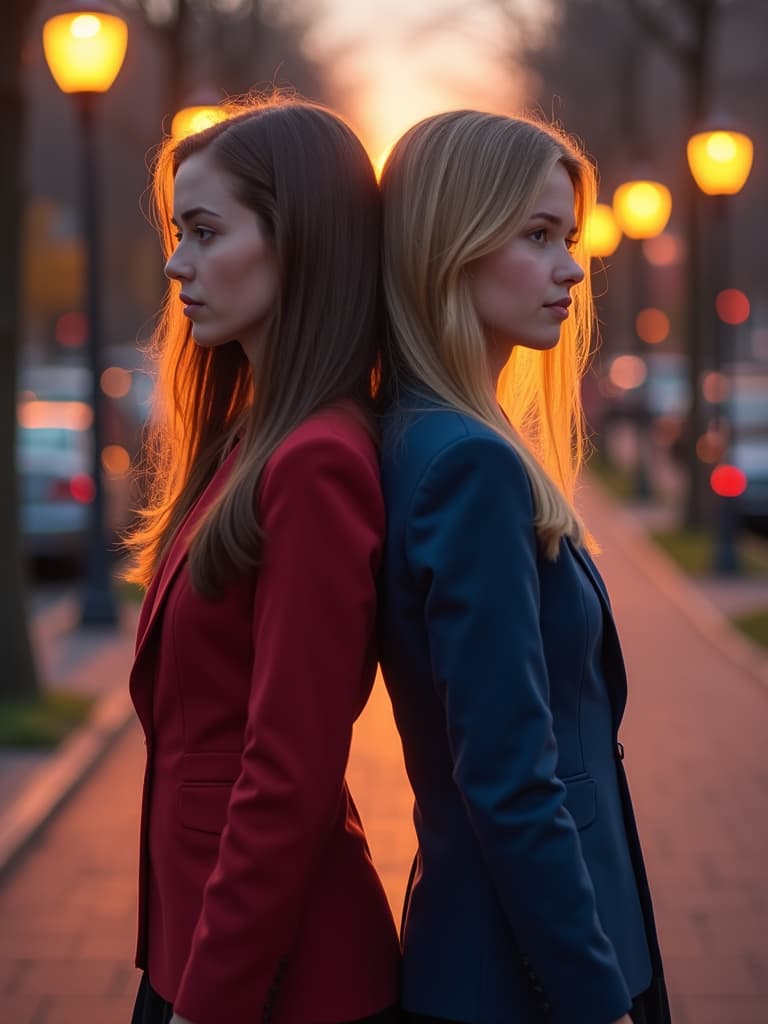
[17,400,132,563]
[730,381,768,530]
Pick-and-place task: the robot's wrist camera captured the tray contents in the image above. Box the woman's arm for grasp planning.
[173,427,385,1024]
[406,431,632,1022]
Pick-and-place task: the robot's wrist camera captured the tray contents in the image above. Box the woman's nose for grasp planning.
[164,247,191,282]
[558,251,585,286]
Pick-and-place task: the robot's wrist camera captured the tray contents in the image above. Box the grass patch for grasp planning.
[651,527,768,577]
[0,691,95,748]
[731,609,768,651]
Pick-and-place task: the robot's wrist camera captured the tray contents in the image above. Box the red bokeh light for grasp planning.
[710,464,747,498]
[70,473,96,503]
[715,289,750,325]
[55,311,88,348]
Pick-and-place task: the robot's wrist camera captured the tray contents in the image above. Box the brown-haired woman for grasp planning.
[124,98,400,1024]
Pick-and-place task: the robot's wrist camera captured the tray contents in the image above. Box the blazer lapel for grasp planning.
[568,541,628,728]
[131,444,241,675]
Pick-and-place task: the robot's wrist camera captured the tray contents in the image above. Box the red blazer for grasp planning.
[129,405,400,1024]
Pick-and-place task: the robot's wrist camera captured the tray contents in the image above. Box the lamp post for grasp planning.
[612,177,672,499]
[42,6,128,625]
[687,126,754,575]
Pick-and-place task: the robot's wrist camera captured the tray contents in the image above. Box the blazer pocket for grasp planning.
[178,782,233,835]
[562,776,597,831]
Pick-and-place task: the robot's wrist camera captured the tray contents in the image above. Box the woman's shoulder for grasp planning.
[267,400,378,475]
[381,394,516,468]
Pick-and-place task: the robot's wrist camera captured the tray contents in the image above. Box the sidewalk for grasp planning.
[1,480,767,1023]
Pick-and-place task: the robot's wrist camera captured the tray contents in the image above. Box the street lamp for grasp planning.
[612,176,672,499]
[687,125,754,575]
[171,104,228,140]
[585,203,622,259]
[42,5,128,625]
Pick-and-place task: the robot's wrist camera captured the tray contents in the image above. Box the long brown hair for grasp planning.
[124,98,382,594]
[379,111,597,557]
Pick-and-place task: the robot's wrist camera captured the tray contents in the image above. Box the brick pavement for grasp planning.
[580,482,768,1024]
[1,480,767,1022]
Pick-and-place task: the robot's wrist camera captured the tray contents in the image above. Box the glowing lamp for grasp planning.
[687,130,753,196]
[584,203,622,258]
[42,10,128,93]
[710,464,747,498]
[612,180,672,239]
[171,105,228,140]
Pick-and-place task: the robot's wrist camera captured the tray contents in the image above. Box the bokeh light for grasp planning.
[702,372,730,404]
[102,445,131,476]
[643,232,685,267]
[55,311,88,348]
[609,355,647,391]
[697,430,727,464]
[100,366,132,399]
[715,289,750,325]
[635,308,670,345]
[710,464,747,497]
[584,203,621,258]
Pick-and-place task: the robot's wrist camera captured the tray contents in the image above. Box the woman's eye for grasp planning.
[530,228,546,243]
[194,226,214,241]
[565,236,579,251]
[173,230,182,242]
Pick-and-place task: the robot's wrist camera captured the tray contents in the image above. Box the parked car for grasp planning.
[17,402,132,563]
[730,383,768,531]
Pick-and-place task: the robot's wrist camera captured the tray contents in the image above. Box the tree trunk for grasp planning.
[0,2,42,699]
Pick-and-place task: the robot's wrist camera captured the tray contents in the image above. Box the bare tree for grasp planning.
[115,0,328,120]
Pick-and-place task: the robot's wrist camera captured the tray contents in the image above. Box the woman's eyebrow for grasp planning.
[528,211,578,234]
[171,206,223,225]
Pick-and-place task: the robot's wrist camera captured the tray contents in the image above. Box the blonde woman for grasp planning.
[377,111,669,1024]
[124,99,400,1024]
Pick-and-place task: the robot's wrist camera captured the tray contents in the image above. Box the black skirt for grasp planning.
[131,972,403,1024]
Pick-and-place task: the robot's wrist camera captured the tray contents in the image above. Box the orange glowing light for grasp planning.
[102,444,131,475]
[608,355,647,391]
[17,400,93,431]
[171,105,228,140]
[687,130,754,195]
[635,308,670,345]
[42,11,128,94]
[702,372,730,404]
[715,289,750,325]
[710,464,747,497]
[374,143,394,181]
[100,366,132,399]
[612,180,672,239]
[584,203,621,258]
[642,232,684,268]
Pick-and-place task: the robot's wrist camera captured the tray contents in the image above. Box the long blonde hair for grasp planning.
[379,110,596,557]
[124,97,382,594]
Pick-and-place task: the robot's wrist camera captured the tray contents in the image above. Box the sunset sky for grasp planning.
[307,0,547,159]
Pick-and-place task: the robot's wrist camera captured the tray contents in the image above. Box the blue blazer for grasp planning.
[378,393,664,1024]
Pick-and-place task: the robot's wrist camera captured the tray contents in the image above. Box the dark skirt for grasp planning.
[131,972,403,1024]
[404,975,671,1023]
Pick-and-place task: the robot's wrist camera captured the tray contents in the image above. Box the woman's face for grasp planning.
[467,162,585,374]
[165,149,279,366]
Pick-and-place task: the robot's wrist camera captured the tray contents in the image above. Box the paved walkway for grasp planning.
[1,480,767,1023]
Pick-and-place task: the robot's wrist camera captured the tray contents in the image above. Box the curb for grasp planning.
[584,479,768,696]
[0,667,136,881]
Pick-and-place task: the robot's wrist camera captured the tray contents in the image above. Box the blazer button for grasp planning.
[616,740,625,760]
